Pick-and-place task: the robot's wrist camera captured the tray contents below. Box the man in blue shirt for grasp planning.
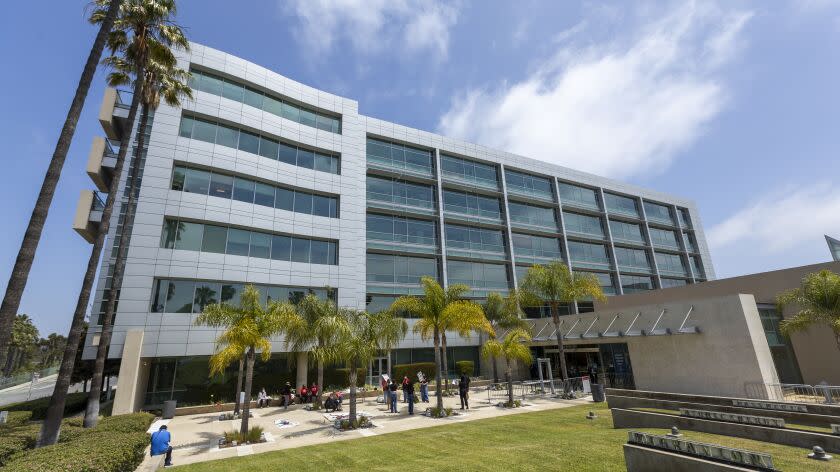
[150,424,173,467]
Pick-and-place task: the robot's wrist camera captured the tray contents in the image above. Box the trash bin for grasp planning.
[162,400,177,419]
[591,383,605,403]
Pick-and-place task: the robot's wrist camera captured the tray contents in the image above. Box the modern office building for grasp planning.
[74,43,715,413]
[827,235,840,261]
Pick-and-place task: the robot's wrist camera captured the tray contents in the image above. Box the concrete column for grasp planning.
[112,329,144,415]
[296,352,308,388]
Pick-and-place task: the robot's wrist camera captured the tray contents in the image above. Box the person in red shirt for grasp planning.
[310,383,319,404]
[299,385,308,404]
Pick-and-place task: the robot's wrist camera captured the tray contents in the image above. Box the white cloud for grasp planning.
[437,2,753,180]
[709,183,840,253]
[283,0,459,60]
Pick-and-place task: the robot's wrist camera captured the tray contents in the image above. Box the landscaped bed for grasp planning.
[174,403,838,471]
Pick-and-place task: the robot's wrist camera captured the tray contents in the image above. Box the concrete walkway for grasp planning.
[142,390,591,469]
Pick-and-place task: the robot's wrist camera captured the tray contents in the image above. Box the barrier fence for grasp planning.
[744,382,840,404]
[0,365,59,390]
[485,376,588,404]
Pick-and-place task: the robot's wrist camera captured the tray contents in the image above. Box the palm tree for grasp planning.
[85,2,191,427]
[389,277,478,414]
[3,315,40,376]
[0,0,122,374]
[520,261,606,380]
[777,270,840,353]
[312,310,406,425]
[284,293,344,408]
[482,328,533,406]
[198,285,299,436]
[439,289,492,392]
[482,291,529,383]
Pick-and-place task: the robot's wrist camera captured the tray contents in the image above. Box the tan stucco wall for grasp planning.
[112,329,145,414]
[593,261,840,385]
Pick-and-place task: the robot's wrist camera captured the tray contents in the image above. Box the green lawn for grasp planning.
[176,403,839,471]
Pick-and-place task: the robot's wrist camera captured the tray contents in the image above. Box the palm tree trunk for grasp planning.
[348,359,358,424]
[441,331,449,394]
[506,360,513,406]
[433,327,443,412]
[316,359,324,408]
[85,102,151,428]
[0,0,122,370]
[234,356,244,415]
[40,76,143,445]
[492,358,499,384]
[240,347,255,436]
[551,303,568,380]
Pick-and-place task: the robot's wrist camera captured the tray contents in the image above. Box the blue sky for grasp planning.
[1,0,839,335]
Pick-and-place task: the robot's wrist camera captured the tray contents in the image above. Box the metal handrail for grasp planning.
[745,381,840,404]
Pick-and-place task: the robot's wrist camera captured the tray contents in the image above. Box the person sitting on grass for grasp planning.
[150,424,173,468]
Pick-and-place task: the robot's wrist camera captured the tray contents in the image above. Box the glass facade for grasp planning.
[150,278,334,313]
[445,224,506,258]
[447,260,510,291]
[367,176,436,212]
[508,201,557,230]
[683,231,698,252]
[172,165,338,218]
[609,220,644,244]
[568,241,611,270]
[655,252,687,277]
[563,211,604,239]
[621,275,654,293]
[691,256,705,279]
[443,190,502,221]
[190,68,341,133]
[367,138,434,177]
[559,182,599,210]
[758,306,803,383]
[505,170,553,200]
[604,193,639,218]
[441,154,498,189]
[160,218,337,265]
[649,227,680,249]
[511,233,562,263]
[644,201,674,225]
[178,115,340,174]
[614,247,651,273]
[366,214,437,250]
[366,254,438,286]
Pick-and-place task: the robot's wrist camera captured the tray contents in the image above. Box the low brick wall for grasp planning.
[606,388,840,417]
[606,394,840,427]
[623,444,759,472]
[611,408,840,453]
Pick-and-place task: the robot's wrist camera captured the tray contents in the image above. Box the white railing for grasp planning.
[745,382,840,404]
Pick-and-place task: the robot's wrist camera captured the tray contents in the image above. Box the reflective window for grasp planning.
[166,280,195,313]
[447,261,509,289]
[152,278,335,313]
[649,227,680,249]
[621,275,653,293]
[209,173,233,199]
[559,183,599,209]
[441,154,498,188]
[505,170,552,199]
[567,241,610,267]
[655,252,687,276]
[614,247,651,271]
[682,232,698,252]
[661,278,687,288]
[644,201,674,225]
[508,201,556,228]
[511,233,562,260]
[605,193,638,217]
[609,220,644,243]
[691,256,705,278]
[678,208,692,227]
[160,218,337,265]
[193,282,219,313]
[177,115,340,174]
[171,166,186,191]
[563,211,604,237]
[367,138,434,176]
[445,224,505,253]
[366,254,438,285]
[591,272,616,295]
[443,190,502,220]
[232,177,255,203]
[367,176,435,209]
[366,214,437,246]
[190,68,341,133]
[183,168,210,194]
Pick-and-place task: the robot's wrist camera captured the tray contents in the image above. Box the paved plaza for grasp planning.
[143,389,591,468]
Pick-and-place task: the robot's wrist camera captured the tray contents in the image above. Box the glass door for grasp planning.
[368,356,390,386]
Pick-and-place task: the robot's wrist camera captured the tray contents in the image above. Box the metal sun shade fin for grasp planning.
[581,316,599,339]
[601,313,622,337]
[564,318,581,340]
[624,312,643,337]
[644,308,671,336]
[676,305,700,334]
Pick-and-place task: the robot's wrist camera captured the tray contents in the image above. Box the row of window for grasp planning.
[189,68,341,133]
[441,154,498,187]
[444,190,502,220]
[446,224,505,253]
[366,214,437,247]
[160,218,338,265]
[179,115,340,174]
[150,277,334,313]
[172,165,338,218]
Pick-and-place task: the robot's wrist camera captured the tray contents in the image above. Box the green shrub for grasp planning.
[0,424,39,465]
[223,426,264,444]
[98,412,154,433]
[3,430,149,472]
[391,362,437,384]
[1,410,33,427]
[0,392,88,420]
[455,361,474,376]
[331,368,367,388]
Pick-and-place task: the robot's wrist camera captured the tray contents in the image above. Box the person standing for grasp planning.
[388,379,398,413]
[418,372,429,403]
[280,382,292,409]
[381,375,390,407]
[150,424,173,467]
[458,373,471,410]
[401,376,410,403]
[405,377,415,415]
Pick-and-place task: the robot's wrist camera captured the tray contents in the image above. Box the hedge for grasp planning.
[332,368,368,388]
[392,362,437,383]
[0,424,39,465]
[455,361,474,376]
[3,430,149,472]
[1,410,33,427]
[0,392,88,420]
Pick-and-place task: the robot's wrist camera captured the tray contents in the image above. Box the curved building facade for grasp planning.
[79,43,714,411]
